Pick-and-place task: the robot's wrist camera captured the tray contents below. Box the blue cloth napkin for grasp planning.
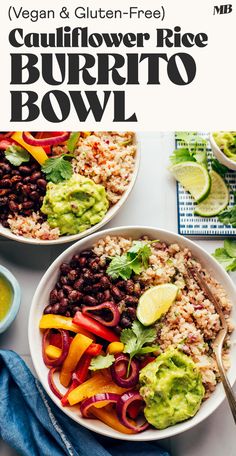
[0,350,170,456]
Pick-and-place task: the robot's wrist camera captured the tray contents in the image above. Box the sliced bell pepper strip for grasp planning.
[39,314,94,339]
[0,139,16,150]
[60,333,93,387]
[90,407,135,434]
[106,342,124,355]
[45,344,62,360]
[73,311,119,343]
[61,352,93,406]
[11,131,48,165]
[61,379,79,407]
[67,373,129,406]
[85,343,102,357]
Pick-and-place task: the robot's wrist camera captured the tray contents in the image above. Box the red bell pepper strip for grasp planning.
[85,343,102,357]
[73,353,92,384]
[0,139,16,150]
[49,333,73,349]
[61,379,79,407]
[73,311,119,343]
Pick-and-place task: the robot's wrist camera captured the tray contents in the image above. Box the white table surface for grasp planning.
[0,132,236,456]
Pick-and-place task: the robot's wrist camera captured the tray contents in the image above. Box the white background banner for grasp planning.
[0,0,235,130]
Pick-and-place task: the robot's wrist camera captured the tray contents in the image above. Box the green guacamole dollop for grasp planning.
[139,348,204,429]
[213,131,236,161]
[41,174,109,235]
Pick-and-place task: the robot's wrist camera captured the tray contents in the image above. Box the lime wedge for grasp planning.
[137,284,178,326]
[170,162,211,202]
[194,170,229,217]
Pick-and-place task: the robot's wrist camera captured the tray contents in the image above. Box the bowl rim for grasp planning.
[28,225,236,441]
[0,134,140,245]
[0,265,21,333]
[209,132,236,169]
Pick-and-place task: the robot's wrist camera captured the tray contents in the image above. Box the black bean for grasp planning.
[19,165,31,175]
[1,178,12,188]
[120,316,132,328]
[22,201,34,210]
[44,305,53,314]
[62,285,73,296]
[60,263,71,275]
[9,200,19,212]
[125,296,138,306]
[0,197,8,206]
[103,289,111,301]
[60,276,69,286]
[60,298,69,308]
[51,303,60,313]
[68,269,78,282]
[125,280,134,294]
[81,249,94,257]
[83,295,98,306]
[68,290,82,303]
[49,289,58,304]
[11,175,21,184]
[74,278,84,291]
[30,172,41,182]
[78,256,87,267]
[57,290,65,300]
[111,286,124,301]
[37,178,47,190]
[30,191,40,201]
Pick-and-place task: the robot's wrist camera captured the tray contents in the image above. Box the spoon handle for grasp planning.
[215,343,236,424]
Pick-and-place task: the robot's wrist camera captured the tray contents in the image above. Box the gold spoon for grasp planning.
[187,265,236,423]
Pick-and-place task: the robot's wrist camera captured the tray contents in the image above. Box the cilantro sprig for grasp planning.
[41,154,74,184]
[170,132,208,168]
[107,240,155,280]
[120,320,159,372]
[5,145,30,166]
[212,239,236,271]
[89,353,115,371]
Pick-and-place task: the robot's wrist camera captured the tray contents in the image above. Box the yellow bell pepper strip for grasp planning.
[39,314,94,339]
[60,333,93,387]
[90,407,135,434]
[67,373,129,406]
[11,132,48,165]
[45,344,62,360]
[106,342,124,355]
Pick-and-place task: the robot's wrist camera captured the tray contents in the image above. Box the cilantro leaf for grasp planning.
[224,239,236,258]
[212,247,236,271]
[218,206,236,228]
[138,346,160,355]
[169,148,195,166]
[5,145,30,166]
[67,132,80,153]
[107,241,152,280]
[120,328,138,354]
[89,354,115,371]
[41,154,73,184]
[171,132,208,168]
[121,320,156,359]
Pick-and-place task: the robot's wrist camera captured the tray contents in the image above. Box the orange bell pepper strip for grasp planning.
[39,314,94,339]
[45,345,62,360]
[67,373,129,406]
[90,407,135,434]
[11,132,48,165]
[60,333,93,387]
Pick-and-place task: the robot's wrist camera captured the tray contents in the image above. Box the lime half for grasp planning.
[137,284,178,326]
[194,170,229,217]
[170,162,211,203]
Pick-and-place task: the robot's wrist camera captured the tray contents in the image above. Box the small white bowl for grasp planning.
[0,136,140,245]
[209,133,236,171]
[0,265,21,333]
[29,226,236,441]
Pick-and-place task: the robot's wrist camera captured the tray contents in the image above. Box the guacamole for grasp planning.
[139,348,204,429]
[41,174,109,235]
[213,131,236,161]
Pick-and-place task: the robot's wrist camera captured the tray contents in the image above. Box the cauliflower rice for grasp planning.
[93,235,234,398]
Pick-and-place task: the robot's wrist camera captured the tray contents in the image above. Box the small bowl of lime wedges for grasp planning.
[0,265,21,334]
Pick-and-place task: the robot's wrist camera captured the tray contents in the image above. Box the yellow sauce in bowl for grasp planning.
[0,275,12,321]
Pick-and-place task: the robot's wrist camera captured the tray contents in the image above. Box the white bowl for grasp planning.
[0,136,140,245]
[29,226,236,441]
[209,133,236,171]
